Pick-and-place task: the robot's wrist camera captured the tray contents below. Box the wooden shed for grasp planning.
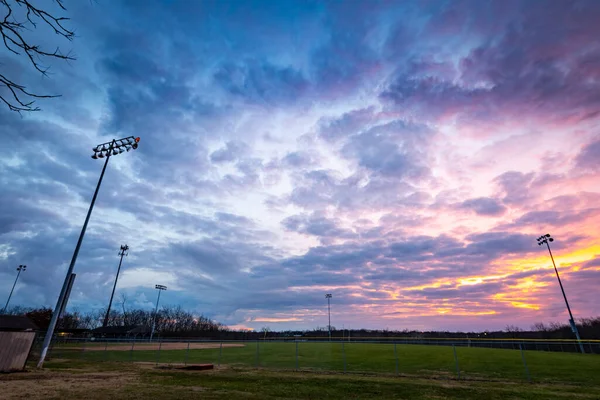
[0,315,38,372]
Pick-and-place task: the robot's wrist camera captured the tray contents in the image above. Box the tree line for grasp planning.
[5,305,599,341]
[4,304,227,336]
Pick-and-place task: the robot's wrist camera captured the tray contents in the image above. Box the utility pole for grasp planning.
[3,265,26,313]
[537,234,585,354]
[103,245,129,327]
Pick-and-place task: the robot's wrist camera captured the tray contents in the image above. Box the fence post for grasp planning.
[184,341,190,366]
[452,345,460,379]
[130,339,135,362]
[519,344,531,382]
[295,340,299,371]
[218,341,223,367]
[54,337,61,360]
[80,338,86,360]
[156,339,162,366]
[342,342,347,373]
[394,342,399,375]
[255,340,260,368]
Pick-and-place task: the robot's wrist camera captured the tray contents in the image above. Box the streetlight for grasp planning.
[325,293,332,341]
[537,234,585,354]
[3,265,26,314]
[102,245,129,328]
[37,136,141,368]
[150,284,167,342]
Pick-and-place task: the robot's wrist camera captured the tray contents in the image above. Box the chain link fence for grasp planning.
[28,336,600,384]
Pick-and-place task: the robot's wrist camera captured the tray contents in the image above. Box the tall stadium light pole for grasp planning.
[102,245,129,328]
[37,136,141,368]
[150,284,167,342]
[3,265,26,313]
[537,234,585,354]
[326,293,332,341]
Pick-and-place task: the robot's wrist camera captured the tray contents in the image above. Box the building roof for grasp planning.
[0,315,39,331]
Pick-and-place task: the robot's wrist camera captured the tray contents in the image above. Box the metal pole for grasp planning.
[328,296,331,341]
[394,342,399,375]
[130,339,135,362]
[3,266,24,313]
[545,241,585,354]
[150,289,162,342]
[519,344,531,382]
[184,341,190,366]
[103,246,128,328]
[38,143,114,368]
[218,341,223,367]
[342,342,346,373]
[255,340,259,368]
[58,273,76,320]
[452,345,460,379]
[156,339,162,366]
[295,340,299,370]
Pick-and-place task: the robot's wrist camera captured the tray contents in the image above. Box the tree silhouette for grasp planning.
[0,0,74,112]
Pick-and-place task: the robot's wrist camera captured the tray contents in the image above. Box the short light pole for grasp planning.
[37,136,141,368]
[326,293,332,341]
[102,245,129,328]
[150,284,167,342]
[3,265,26,314]
[537,234,585,354]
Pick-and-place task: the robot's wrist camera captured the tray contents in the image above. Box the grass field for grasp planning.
[46,341,600,385]
[2,359,600,400]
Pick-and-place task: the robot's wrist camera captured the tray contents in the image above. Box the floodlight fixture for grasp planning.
[38,135,142,368]
[90,136,141,159]
[537,233,585,353]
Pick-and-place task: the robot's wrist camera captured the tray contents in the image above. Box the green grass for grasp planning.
[26,360,600,400]
[48,341,600,385]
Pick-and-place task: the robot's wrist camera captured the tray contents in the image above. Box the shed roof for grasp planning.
[0,315,39,331]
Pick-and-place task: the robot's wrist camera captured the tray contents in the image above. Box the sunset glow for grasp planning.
[1,0,599,332]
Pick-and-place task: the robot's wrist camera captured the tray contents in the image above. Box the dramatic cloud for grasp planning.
[458,197,507,217]
[1,0,599,332]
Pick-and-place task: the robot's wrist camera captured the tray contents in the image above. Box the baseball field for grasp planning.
[43,340,600,385]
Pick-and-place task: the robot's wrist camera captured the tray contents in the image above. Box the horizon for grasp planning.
[1,0,599,334]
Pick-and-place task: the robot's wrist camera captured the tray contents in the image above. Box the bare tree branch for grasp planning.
[0,0,75,112]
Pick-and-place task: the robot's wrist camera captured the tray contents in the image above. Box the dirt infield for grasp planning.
[61,342,245,351]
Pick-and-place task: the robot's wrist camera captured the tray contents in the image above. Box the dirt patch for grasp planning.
[0,370,136,399]
[61,342,245,352]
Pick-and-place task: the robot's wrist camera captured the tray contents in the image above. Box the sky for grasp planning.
[0,0,599,333]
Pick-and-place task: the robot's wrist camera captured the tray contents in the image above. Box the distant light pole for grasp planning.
[102,245,129,328]
[326,293,332,341]
[150,284,167,342]
[537,234,585,354]
[3,265,26,313]
[37,136,141,368]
